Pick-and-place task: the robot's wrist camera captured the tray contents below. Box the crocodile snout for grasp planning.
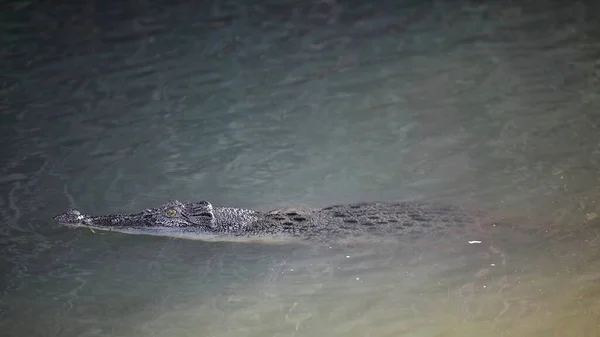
[53,209,86,226]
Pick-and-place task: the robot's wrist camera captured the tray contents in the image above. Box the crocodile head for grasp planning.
[53,200,229,239]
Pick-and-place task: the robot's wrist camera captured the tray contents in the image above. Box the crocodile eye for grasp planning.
[166,209,177,217]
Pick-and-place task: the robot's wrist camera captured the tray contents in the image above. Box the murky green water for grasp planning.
[2,0,600,336]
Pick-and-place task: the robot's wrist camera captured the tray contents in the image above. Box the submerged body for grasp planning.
[53,200,491,242]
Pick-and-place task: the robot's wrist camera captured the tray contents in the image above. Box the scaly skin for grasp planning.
[53,200,488,242]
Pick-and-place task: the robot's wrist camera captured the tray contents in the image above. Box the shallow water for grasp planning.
[2,0,600,336]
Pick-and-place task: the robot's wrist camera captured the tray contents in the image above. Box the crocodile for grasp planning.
[53,199,497,243]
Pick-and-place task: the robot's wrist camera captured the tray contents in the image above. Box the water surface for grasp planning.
[2,0,600,336]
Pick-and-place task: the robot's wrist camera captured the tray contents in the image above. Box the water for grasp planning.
[2,0,600,335]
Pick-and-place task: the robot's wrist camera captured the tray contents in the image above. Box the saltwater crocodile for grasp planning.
[53,200,496,242]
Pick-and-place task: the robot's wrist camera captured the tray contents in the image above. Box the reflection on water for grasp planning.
[2,0,600,336]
